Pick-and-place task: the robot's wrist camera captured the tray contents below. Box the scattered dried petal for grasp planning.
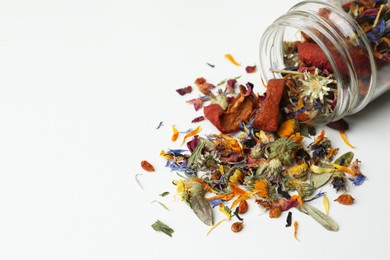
[181,125,202,145]
[293,221,299,240]
[245,65,257,73]
[339,130,355,149]
[224,53,240,66]
[176,86,193,96]
[170,125,179,142]
[323,194,329,215]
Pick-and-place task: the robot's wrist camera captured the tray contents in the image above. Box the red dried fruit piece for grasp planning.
[297,42,333,71]
[204,85,258,134]
[252,79,285,132]
[296,42,371,78]
[141,160,155,172]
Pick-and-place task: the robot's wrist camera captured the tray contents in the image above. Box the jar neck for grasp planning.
[259,0,377,124]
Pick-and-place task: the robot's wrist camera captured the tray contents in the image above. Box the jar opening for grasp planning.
[259,0,378,125]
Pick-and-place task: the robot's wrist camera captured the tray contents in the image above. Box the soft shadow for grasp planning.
[346,90,390,124]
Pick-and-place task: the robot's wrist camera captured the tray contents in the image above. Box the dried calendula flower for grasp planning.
[141,160,155,172]
[231,222,244,232]
[277,119,298,137]
[335,194,355,205]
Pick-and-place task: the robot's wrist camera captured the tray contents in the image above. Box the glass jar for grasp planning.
[259,0,390,124]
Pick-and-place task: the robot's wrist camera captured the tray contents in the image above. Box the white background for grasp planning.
[1,0,390,259]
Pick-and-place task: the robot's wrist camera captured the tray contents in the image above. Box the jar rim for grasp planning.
[259,0,377,124]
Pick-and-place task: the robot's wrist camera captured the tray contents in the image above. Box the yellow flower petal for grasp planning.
[224,53,240,66]
[339,130,355,149]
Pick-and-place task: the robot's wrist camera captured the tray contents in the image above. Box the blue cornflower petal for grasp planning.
[209,199,223,208]
[350,174,366,186]
[366,19,386,44]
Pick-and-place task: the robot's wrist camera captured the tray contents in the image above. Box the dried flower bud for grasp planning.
[335,194,355,205]
[238,200,249,214]
[269,206,282,218]
[231,222,244,232]
[141,160,155,172]
[250,143,264,159]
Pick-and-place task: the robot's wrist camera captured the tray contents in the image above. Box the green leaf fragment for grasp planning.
[334,152,354,166]
[300,203,339,231]
[151,200,169,211]
[159,192,169,197]
[190,195,214,226]
[310,171,333,189]
[151,220,174,237]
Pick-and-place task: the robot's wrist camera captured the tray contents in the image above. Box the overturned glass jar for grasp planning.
[259,0,390,124]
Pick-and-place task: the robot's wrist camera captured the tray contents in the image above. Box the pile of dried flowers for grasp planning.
[156,69,366,237]
[142,0,390,238]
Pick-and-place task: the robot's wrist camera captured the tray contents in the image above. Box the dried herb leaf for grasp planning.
[334,151,354,166]
[151,200,169,211]
[190,195,214,226]
[159,192,170,197]
[187,141,206,167]
[300,203,339,231]
[310,171,333,189]
[151,220,174,237]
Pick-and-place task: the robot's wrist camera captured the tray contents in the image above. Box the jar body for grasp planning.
[259,0,390,124]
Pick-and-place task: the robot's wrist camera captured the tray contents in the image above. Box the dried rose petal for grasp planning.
[141,160,155,172]
[176,86,192,96]
[186,97,207,111]
[194,77,215,94]
[225,79,237,94]
[186,135,199,153]
[245,65,257,73]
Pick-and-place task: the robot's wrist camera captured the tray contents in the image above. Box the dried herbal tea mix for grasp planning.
[144,0,383,237]
[153,65,367,237]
